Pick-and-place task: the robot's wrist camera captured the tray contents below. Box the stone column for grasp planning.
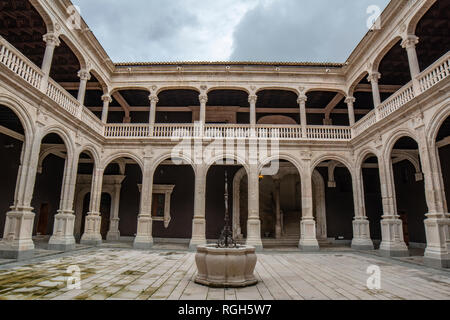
[378,155,409,257]
[297,94,308,138]
[401,35,421,95]
[40,33,60,92]
[199,94,208,125]
[106,183,122,241]
[190,164,207,250]
[0,131,42,259]
[351,168,374,250]
[101,94,112,123]
[274,178,282,239]
[134,157,154,249]
[80,167,104,245]
[48,150,79,251]
[345,96,356,126]
[149,94,159,128]
[246,164,263,250]
[249,94,257,127]
[368,72,382,120]
[77,69,91,104]
[299,168,320,251]
[415,123,449,268]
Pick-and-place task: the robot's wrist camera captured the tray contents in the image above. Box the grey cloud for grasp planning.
[230,0,390,62]
[72,0,390,63]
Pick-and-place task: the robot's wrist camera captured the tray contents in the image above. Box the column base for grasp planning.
[299,218,320,252]
[246,218,263,251]
[190,218,206,251]
[0,244,34,260]
[423,214,450,268]
[133,236,153,250]
[379,217,409,257]
[134,215,153,250]
[379,243,410,257]
[424,256,450,269]
[0,207,36,260]
[80,213,102,246]
[299,240,320,252]
[48,212,76,251]
[106,231,120,241]
[351,241,375,251]
[352,218,374,250]
[189,239,207,251]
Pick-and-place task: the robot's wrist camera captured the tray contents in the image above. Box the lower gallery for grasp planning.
[0,0,449,301]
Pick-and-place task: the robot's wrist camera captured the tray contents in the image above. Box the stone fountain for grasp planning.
[195,171,258,288]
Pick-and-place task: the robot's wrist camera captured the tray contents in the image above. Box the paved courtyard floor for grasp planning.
[0,247,449,300]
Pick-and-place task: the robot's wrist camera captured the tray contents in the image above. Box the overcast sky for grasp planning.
[71,0,390,63]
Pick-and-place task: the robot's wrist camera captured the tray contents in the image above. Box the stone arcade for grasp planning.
[0,0,449,270]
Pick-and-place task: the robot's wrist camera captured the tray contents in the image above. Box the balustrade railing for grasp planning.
[417,51,450,93]
[377,82,415,120]
[307,126,352,140]
[0,36,43,90]
[46,79,81,118]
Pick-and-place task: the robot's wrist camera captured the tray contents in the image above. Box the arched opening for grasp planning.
[106,89,149,124]
[101,157,142,240]
[377,39,410,102]
[259,161,301,243]
[361,154,383,247]
[31,133,68,241]
[157,89,199,124]
[314,159,354,246]
[0,104,26,238]
[152,157,195,242]
[51,37,82,95]
[256,90,299,125]
[73,150,95,241]
[390,136,427,251]
[206,89,249,124]
[306,91,347,126]
[436,115,450,212]
[77,73,108,120]
[414,0,450,71]
[351,72,380,119]
[0,0,47,67]
[206,159,244,240]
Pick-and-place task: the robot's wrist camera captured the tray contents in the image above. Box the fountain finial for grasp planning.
[217,170,236,248]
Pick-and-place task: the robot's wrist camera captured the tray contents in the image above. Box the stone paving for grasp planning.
[0,247,448,300]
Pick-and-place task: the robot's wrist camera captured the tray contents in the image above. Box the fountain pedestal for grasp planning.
[195,245,258,288]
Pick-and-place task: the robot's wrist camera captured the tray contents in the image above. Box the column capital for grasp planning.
[199,94,208,104]
[367,72,381,83]
[101,94,112,103]
[248,94,258,104]
[43,33,60,47]
[77,69,91,81]
[297,94,307,104]
[149,94,159,104]
[345,96,356,104]
[401,35,419,49]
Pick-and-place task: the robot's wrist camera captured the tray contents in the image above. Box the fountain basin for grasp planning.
[195,245,258,288]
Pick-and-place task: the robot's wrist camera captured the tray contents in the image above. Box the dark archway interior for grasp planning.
[205,163,242,240]
[392,137,427,245]
[415,0,450,71]
[152,163,195,239]
[437,116,450,211]
[362,156,383,243]
[102,158,142,237]
[316,162,354,241]
[0,105,25,238]
[32,133,66,236]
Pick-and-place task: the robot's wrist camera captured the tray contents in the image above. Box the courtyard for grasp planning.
[0,244,448,300]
